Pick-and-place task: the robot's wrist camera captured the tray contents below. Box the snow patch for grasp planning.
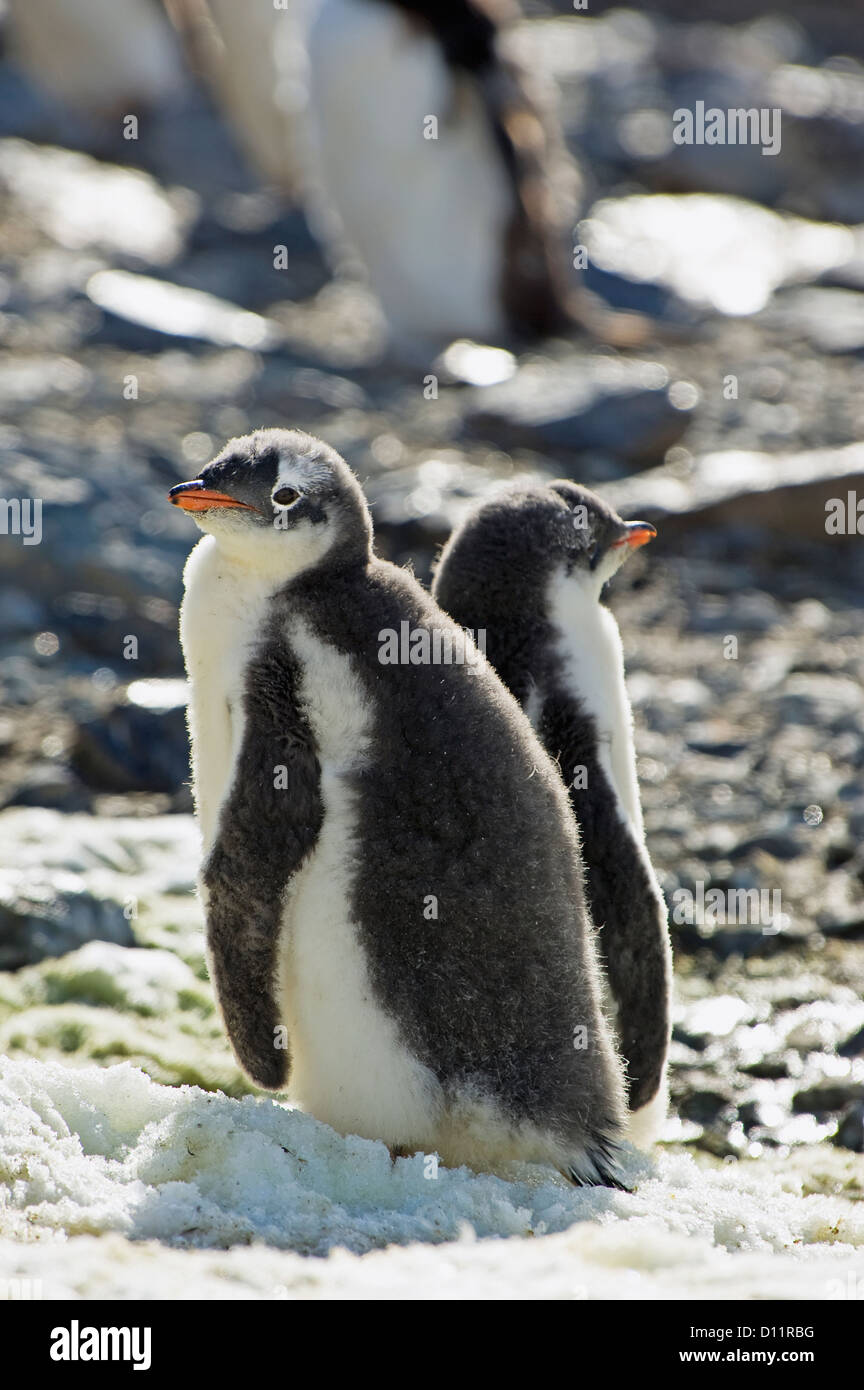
[1,1058,862,1298]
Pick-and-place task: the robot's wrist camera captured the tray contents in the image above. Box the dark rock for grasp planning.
[772,107,864,227]
[254,361,367,416]
[579,261,697,327]
[737,1099,771,1133]
[741,1056,790,1080]
[818,911,864,941]
[0,61,90,144]
[671,1023,709,1052]
[3,763,90,813]
[672,921,805,959]
[604,444,864,541]
[569,21,864,222]
[825,842,856,870]
[687,740,750,758]
[176,210,329,311]
[53,590,175,669]
[683,592,783,634]
[0,654,44,707]
[97,90,260,203]
[0,874,135,970]
[0,586,48,635]
[70,682,189,795]
[729,832,803,862]
[792,1081,864,1115]
[691,1127,741,1159]
[832,1101,864,1154]
[775,675,863,731]
[0,444,189,675]
[680,1089,736,1125]
[463,358,693,465]
[839,1025,864,1058]
[648,73,788,207]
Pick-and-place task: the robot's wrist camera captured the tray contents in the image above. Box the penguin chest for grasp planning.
[179,536,275,855]
[547,572,644,835]
[278,620,441,1146]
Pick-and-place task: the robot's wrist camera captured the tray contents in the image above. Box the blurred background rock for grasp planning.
[0,0,862,1174]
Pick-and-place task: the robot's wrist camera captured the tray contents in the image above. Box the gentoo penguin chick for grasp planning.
[433,482,672,1146]
[304,0,570,352]
[169,429,627,1185]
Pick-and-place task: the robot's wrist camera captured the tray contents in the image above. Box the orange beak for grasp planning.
[168,480,256,513]
[612,521,656,550]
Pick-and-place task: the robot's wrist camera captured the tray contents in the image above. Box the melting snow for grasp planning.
[1,1057,862,1299]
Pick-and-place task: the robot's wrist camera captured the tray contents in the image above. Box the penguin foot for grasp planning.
[565,1140,632,1192]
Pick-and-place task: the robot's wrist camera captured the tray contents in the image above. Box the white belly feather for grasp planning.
[180,535,275,856]
[547,570,669,1144]
[181,547,441,1144]
[278,618,443,1144]
[547,570,645,840]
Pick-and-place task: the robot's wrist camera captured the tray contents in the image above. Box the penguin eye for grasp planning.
[272,486,301,508]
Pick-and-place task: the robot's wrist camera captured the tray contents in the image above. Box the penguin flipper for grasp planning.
[541,700,672,1118]
[202,639,324,1090]
[596,876,671,1117]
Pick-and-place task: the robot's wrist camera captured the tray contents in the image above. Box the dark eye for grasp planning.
[272,486,300,507]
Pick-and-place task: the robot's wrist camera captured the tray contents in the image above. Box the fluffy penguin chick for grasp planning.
[169,430,627,1185]
[433,481,672,1145]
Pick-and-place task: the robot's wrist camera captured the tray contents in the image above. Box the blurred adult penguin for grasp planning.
[186,0,308,194]
[6,0,307,194]
[6,0,186,116]
[305,0,573,352]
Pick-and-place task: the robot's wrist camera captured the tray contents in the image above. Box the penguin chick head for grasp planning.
[168,428,372,578]
[436,479,655,606]
[547,480,656,593]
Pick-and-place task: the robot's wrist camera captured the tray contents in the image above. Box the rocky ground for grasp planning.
[0,2,862,1294]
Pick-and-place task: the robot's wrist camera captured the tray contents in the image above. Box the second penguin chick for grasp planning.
[433,481,671,1145]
